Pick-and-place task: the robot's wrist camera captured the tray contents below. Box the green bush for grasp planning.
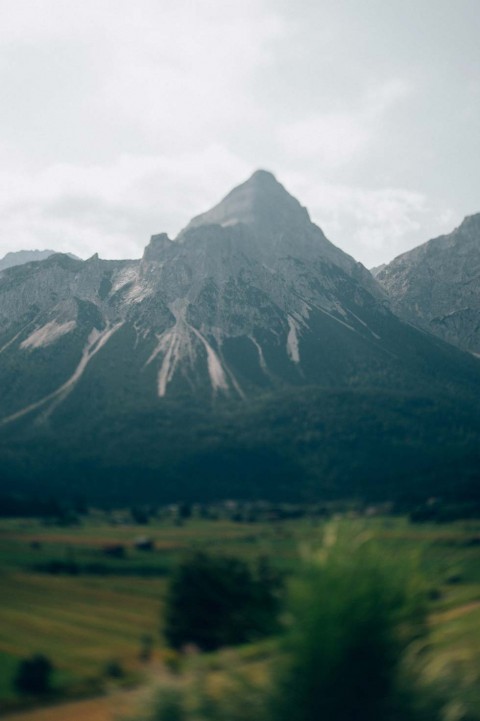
[14,654,53,696]
[164,552,283,652]
[150,687,186,721]
[270,527,442,721]
[104,658,125,679]
[128,684,187,721]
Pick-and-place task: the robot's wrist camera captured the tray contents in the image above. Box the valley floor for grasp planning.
[1,513,480,718]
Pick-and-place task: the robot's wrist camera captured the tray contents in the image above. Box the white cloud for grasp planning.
[0,1,477,267]
[278,115,370,167]
[93,3,284,151]
[289,177,458,267]
[0,1,285,162]
[277,78,413,167]
[0,146,251,259]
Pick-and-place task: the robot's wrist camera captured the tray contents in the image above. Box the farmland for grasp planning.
[1,510,480,719]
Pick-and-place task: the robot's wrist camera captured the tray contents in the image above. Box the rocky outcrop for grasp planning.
[376,214,480,355]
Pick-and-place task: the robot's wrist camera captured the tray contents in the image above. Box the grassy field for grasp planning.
[1,511,480,718]
[0,512,304,713]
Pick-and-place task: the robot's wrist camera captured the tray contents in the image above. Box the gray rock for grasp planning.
[0,171,477,428]
[376,214,480,355]
[0,249,79,271]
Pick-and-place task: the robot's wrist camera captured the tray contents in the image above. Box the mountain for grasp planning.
[0,171,479,504]
[0,249,79,272]
[376,214,480,356]
[370,263,386,278]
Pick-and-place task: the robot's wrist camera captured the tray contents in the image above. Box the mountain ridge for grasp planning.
[0,249,80,272]
[0,172,479,503]
[376,212,480,355]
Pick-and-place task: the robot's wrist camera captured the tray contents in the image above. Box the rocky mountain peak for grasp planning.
[376,211,480,354]
[178,169,310,240]
[457,213,480,238]
[145,170,383,300]
[143,233,173,261]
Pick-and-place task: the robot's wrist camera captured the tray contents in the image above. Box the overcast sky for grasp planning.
[0,0,479,267]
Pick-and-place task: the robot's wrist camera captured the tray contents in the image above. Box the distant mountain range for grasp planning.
[0,249,79,272]
[375,215,480,356]
[0,171,479,504]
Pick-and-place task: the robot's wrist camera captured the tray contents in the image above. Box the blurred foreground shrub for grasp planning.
[269,529,442,721]
[132,528,447,721]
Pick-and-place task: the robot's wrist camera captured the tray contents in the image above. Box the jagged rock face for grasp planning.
[181,170,382,299]
[0,171,478,430]
[370,263,386,278]
[376,214,480,355]
[182,169,311,237]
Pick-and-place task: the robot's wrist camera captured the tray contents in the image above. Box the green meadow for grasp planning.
[1,512,480,716]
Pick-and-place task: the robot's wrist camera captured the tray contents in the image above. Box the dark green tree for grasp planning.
[164,553,283,651]
[14,654,53,696]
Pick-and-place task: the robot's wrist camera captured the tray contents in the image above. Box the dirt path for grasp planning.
[3,687,144,721]
[431,600,480,625]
